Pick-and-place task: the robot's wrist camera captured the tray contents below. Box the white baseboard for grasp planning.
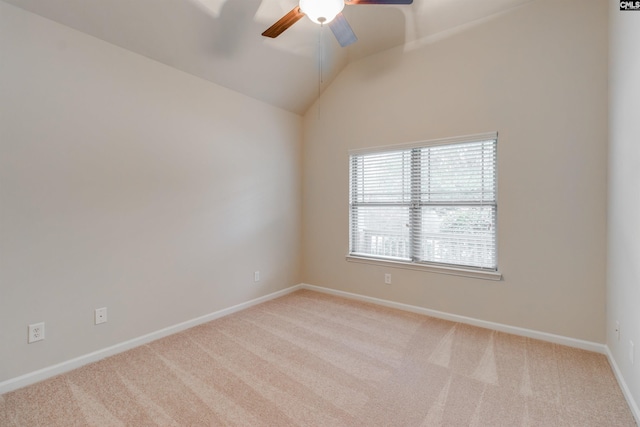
[300,283,606,354]
[605,346,640,425]
[0,285,303,395]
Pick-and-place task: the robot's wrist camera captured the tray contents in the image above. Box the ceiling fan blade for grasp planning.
[262,7,305,38]
[328,13,358,47]
[346,0,413,4]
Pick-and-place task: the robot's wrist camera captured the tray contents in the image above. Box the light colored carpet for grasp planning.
[1,289,635,426]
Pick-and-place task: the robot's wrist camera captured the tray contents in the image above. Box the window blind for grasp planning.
[349,135,497,270]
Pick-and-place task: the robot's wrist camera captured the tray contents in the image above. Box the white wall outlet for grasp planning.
[616,321,620,341]
[254,271,260,282]
[630,340,634,365]
[95,307,107,325]
[384,273,392,285]
[28,322,45,343]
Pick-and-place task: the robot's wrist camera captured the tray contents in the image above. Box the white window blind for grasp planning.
[349,134,497,271]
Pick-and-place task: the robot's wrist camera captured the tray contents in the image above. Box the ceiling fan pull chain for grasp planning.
[318,23,324,119]
[320,23,324,85]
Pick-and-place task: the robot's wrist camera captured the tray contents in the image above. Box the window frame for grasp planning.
[346,132,501,281]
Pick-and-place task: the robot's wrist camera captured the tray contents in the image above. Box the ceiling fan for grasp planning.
[262,0,413,48]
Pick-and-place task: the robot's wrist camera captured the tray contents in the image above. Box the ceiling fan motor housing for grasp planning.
[299,0,345,24]
[261,0,412,45]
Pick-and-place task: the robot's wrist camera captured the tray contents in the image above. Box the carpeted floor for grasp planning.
[1,289,635,426]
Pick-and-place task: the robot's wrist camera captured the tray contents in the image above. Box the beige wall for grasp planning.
[302,0,608,342]
[0,2,301,382]
[608,0,640,414]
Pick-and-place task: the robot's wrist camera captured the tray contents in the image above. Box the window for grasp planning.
[348,133,498,275]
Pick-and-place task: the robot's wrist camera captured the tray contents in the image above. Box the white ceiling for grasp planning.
[3,0,533,114]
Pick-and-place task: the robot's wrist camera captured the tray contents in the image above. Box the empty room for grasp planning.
[1,0,639,425]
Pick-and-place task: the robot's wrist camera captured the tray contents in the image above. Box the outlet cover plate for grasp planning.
[28,322,45,343]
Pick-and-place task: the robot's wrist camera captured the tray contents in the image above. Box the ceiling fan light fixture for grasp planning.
[299,0,345,24]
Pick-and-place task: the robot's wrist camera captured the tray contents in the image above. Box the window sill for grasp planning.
[345,255,503,281]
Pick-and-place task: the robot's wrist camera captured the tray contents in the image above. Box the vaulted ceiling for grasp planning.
[4,0,533,114]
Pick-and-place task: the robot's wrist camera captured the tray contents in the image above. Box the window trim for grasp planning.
[345,255,502,281]
[348,132,499,157]
[347,132,501,280]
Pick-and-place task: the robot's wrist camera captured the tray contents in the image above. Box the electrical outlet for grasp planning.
[384,273,392,285]
[28,322,45,343]
[630,341,634,365]
[254,271,260,282]
[616,321,620,341]
[95,307,107,325]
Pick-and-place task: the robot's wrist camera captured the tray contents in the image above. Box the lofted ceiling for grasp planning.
[3,0,533,115]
